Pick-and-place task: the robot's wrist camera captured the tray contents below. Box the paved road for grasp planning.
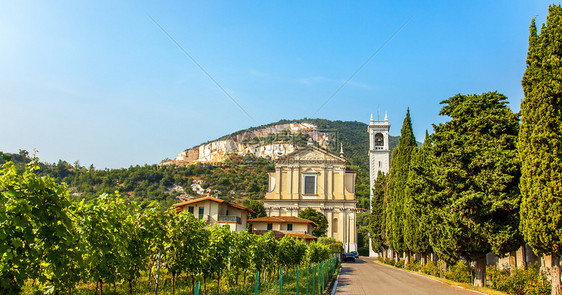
[334,257,482,295]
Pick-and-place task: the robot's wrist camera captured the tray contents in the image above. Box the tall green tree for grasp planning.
[369,171,388,256]
[386,109,417,257]
[404,131,433,261]
[245,200,266,220]
[519,5,562,294]
[429,92,521,287]
[298,208,328,237]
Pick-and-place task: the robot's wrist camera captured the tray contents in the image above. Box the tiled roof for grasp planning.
[173,196,255,213]
[252,230,317,240]
[284,232,318,240]
[247,216,317,227]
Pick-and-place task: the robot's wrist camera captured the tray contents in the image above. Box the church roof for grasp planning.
[247,216,318,227]
[275,145,346,164]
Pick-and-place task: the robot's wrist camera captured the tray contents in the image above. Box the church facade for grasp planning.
[263,145,358,252]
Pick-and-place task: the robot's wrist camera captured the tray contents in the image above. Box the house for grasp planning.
[263,144,358,251]
[174,196,255,232]
[248,216,318,244]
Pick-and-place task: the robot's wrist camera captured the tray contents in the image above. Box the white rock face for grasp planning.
[171,123,335,165]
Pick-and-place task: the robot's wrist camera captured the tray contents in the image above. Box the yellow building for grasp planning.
[264,145,358,252]
[174,196,255,232]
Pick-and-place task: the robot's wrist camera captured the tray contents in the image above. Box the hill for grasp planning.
[165,118,401,171]
[1,119,405,209]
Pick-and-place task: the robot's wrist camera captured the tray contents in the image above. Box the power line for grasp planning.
[312,16,413,117]
[149,15,256,123]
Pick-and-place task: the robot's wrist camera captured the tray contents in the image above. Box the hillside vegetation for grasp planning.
[1,119,403,209]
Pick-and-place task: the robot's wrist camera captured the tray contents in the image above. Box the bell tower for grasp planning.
[368,113,390,256]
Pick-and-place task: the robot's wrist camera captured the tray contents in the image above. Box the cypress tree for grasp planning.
[429,92,521,287]
[519,5,562,294]
[369,171,388,257]
[404,131,433,262]
[386,109,417,259]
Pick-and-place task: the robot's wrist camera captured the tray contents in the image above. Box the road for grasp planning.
[334,257,482,295]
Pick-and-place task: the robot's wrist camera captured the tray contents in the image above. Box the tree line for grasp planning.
[369,6,562,294]
[0,151,273,208]
[0,159,334,295]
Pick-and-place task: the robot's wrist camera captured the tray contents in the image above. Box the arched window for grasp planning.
[333,218,338,233]
[375,133,384,147]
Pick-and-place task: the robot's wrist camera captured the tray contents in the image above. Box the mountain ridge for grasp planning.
[1,118,407,210]
[166,118,402,171]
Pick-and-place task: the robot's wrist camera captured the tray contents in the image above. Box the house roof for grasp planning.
[284,232,318,240]
[252,230,317,240]
[173,196,255,213]
[247,216,317,227]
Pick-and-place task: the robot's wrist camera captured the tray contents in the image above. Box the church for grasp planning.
[263,142,358,252]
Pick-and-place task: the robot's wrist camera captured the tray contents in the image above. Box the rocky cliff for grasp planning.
[165,122,337,165]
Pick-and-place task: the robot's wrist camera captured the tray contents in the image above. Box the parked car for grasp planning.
[343,252,356,262]
[350,251,359,258]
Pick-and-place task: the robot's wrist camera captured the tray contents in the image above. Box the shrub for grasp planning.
[420,261,441,277]
[506,268,532,295]
[325,242,343,254]
[486,263,551,295]
[526,279,551,295]
[487,265,510,291]
[318,237,336,245]
[405,260,421,271]
[443,261,471,284]
[379,257,396,266]
[395,260,405,268]
[357,247,369,257]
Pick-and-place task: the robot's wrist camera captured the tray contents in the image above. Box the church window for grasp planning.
[333,218,338,233]
[303,175,317,195]
[379,161,381,168]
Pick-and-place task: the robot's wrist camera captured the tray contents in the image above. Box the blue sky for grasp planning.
[0,1,556,168]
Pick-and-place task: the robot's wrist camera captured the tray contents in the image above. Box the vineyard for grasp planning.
[0,159,339,295]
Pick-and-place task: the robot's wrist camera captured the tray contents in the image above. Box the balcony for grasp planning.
[218,215,241,224]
